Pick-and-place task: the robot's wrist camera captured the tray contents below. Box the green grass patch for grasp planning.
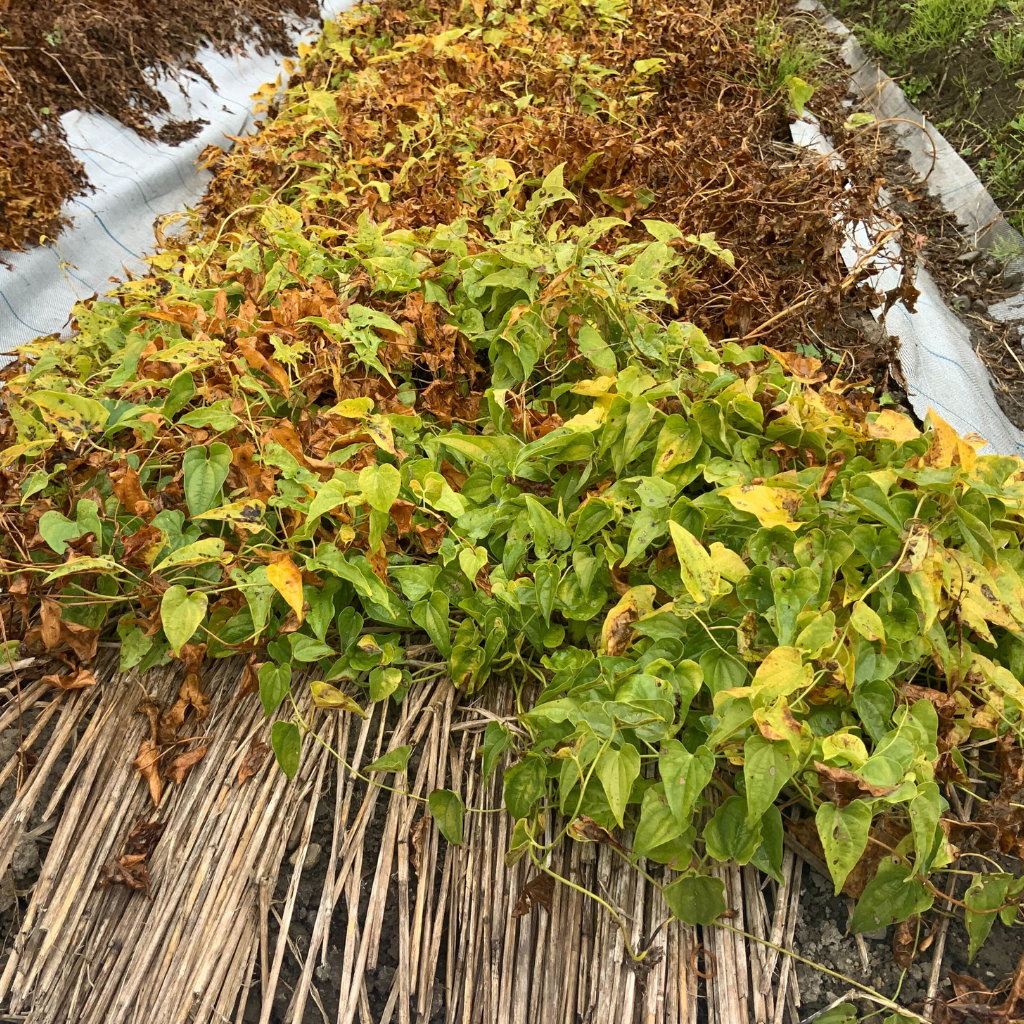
[752,8,825,95]
[856,0,997,64]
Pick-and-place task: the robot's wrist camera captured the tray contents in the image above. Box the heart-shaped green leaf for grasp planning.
[271,721,302,779]
[365,745,412,774]
[428,788,465,845]
[458,545,489,582]
[183,442,232,516]
[358,463,402,514]
[259,663,292,716]
[160,585,208,654]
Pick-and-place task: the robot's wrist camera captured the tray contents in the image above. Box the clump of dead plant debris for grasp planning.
[0,0,317,251]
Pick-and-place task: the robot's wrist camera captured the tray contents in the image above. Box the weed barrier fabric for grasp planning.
[796,0,1024,457]
[792,115,1024,457]
[0,0,351,352]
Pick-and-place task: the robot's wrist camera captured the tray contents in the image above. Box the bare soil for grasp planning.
[836,0,1024,229]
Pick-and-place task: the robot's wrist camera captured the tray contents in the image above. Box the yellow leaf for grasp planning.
[991,561,1024,626]
[267,555,305,624]
[366,414,397,455]
[907,566,943,633]
[821,731,868,766]
[849,601,885,643]
[153,537,228,571]
[831,637,856,690]
[571,376,617,396]
[26,391,109,439]
[750,647,813,705]
[192,499,267,532]
[972,653,1024,706]
[667,521,719,604]
[896,523,933,573]
[329,397,375,419]
[921,409,984,471]
[720,484,804,530]
[867,410,920,444]
[0,439,54,467]
[709,542,749,582]
[921,409,958,469]
[563,405,607,431]
[948,553,1018,639]
[310,681,367,716]
[600,585,655,656]
[753,697,804,752]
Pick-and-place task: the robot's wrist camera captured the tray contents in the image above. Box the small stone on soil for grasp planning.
[12,837,39,879]
[289,842,322,870]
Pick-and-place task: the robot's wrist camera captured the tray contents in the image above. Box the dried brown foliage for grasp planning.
[0,0,317,250]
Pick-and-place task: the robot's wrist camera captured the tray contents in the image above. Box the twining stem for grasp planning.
[526,842,650,962]
[288,696,503,813]
[716,923,930,1023]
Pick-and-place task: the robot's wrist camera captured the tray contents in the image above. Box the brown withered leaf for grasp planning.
[134,739,163,807]
[415,522,446,553]
[475,567,493,597]
[232,442,277,502]
[508,476,554,497]
[511,873,555,918]
[97,854,153,895]
[368,545,390,584]
[410,814,431,876]
[788,815,908,898]
[237,738,270,786]
[122,524,165,567]
[609,561,632,597]
[157,651,210,744]
[264,421,335,474]
[764,346,827,384]
[61,621,99,663]
[948,971,991,999]
[40,667,96,690]
[39,597,62,649]
[124,820,167,858]
[136,696,162,743]
[390,499,415,536]
[237,337,291,396]
[110,462,151,518]
[64,531,97,557]
[439,461,467,491]
[96,821,166,897]
[814,761,897,807]
[934,750,969,785]
[900,682,957,719]
[567,815,618,845]
[177,642,206,678]
[23,619,99,663]
[7,574,31,624]
[238,653,261,701]
[998,735,1024,789]
[164,743,208,785]
[893,914,920,969]
[419,380,481,425]
[816,451,847,499]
